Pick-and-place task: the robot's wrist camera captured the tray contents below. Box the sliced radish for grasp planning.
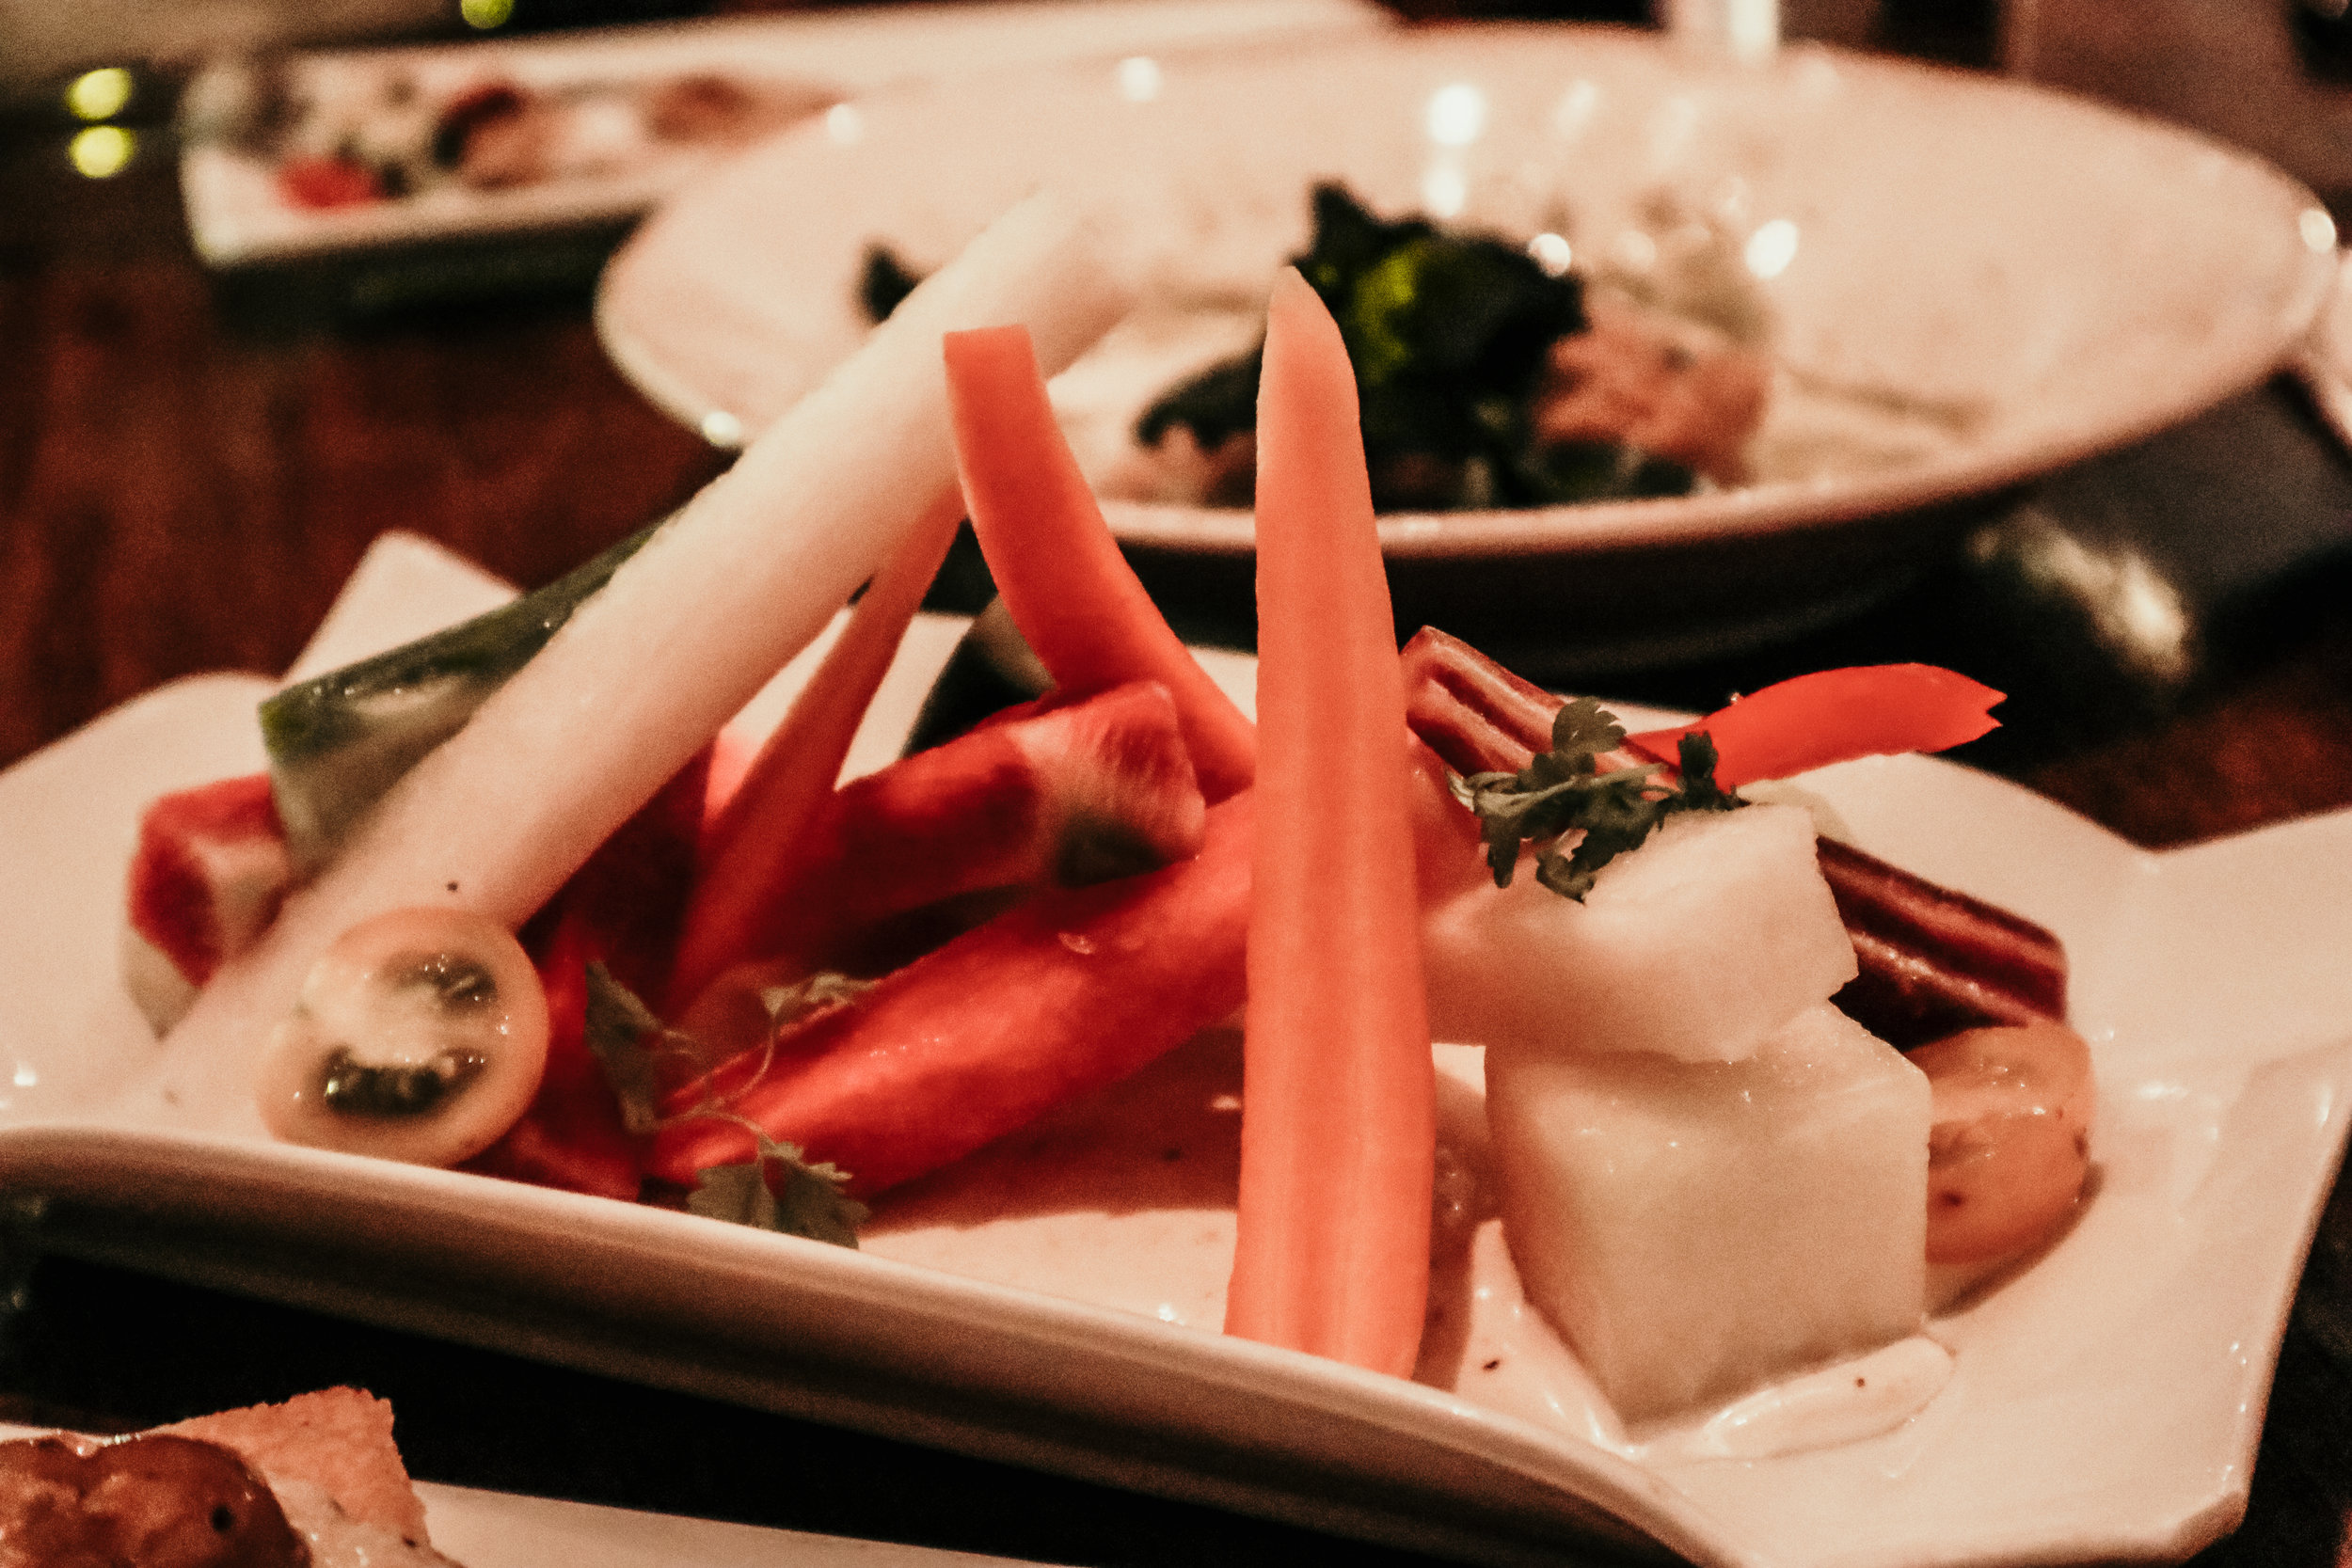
[123,773,295,1031]
[256,907,549,1167]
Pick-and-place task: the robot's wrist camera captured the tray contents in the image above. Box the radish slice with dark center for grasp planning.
[257,907,549,1165]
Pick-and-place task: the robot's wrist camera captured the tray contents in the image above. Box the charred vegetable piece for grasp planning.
[260,521,657,875]
[258,906,549,1165]
[1819,838,2069,1048]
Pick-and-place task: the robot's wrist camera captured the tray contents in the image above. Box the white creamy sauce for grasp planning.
[866,1034,1957,1464]
[1633,1336,1955,1465]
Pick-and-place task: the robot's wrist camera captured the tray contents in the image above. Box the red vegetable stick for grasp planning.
[943,325,1256,800]
[717,678,1207,978]
[648,793,1254,1196]
[668,490,965,1008]
[1224,271,1433,1378]
[469,745,711,1198]
[1624,664,2002,787]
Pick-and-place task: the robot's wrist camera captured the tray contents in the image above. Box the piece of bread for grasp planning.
[164,1386,430,1544]
[3,1386,455,1567]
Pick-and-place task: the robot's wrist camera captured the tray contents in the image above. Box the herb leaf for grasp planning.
[581,963,871,1247]
[1452,700,1742,901]
[689,1127,868,1248]
[582,961,671,1137]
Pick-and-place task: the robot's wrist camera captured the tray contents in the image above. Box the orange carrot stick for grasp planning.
[667,488,964,1009]
[1224,270,1433,1377]
[943,325,1256,800]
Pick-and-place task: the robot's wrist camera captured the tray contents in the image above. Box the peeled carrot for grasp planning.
[649,794,1254,1196]
[1224,271,1433,1377]
[667,489,964,1009]
[943,325,1256,800]
[1625,664,2002,787]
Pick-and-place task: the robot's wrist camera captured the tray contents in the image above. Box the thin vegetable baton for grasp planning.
[140,195,1136,1138]
[1225,272,1433,1379]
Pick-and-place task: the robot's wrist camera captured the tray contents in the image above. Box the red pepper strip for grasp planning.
[648,794,1253,1197]
[1624,664,2002,788]
[470,747,710,1198]
[668,490,964,1009]
[1224,271,1433,1378]
[464,919,642,1199]
[944,325,1257,801]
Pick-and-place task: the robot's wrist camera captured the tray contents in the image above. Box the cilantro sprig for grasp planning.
[583,963,871,1247]
[1451,698,1741,901]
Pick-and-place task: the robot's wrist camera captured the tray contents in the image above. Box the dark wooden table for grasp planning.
[6,47,2352,1567]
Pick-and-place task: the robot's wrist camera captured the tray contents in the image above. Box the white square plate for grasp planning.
[4,533,2350,1567]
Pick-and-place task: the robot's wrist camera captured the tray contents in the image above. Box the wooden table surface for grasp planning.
[6,42,2352,1567]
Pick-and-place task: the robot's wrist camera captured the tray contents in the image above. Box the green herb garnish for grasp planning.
[582,963,871,1247]
[689,1127,868,1247]
[1452,699,1740,901]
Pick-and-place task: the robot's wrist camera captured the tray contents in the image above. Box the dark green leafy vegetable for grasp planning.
[1451,698,1740,901]
[1136,183,1696,511]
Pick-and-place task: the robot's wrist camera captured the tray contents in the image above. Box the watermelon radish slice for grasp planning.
[677,678,1206,1004]
[124,773,296,1031]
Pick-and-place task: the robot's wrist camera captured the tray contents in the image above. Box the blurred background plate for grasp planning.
[176,0,1386,269]
[597,24,2338,675]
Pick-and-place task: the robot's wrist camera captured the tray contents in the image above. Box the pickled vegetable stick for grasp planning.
[139,194,1135,1136]
[667,487,964,1008]
[1224,270,1433,1378]
[945,325,1257,800]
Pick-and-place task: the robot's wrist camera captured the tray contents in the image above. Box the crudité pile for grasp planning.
[123,199,2096,1418]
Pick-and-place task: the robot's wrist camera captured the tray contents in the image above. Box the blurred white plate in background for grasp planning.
[177,0,1386,268]
[600,25,2339,670]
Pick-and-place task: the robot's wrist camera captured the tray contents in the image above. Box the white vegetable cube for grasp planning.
[1487,1004,1931,1423]
[1424,803,1857,1063]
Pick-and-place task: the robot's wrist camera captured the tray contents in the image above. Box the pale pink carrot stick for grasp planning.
[943,325,1256,800]
[667,490,962,1008]
[1224,270,1433,1378]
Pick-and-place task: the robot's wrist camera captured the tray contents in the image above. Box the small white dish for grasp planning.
[3,534,2351,1566]
[178,0,1387,269]
[599,24,2339,670]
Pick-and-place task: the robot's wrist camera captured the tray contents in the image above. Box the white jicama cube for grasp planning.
[1486,1004,1931,1424]
[1424,803,1857,1063]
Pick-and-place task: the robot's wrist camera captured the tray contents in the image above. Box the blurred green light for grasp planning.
[70,125,136,178]
[461,0,515,28]
[66,67,134,121]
